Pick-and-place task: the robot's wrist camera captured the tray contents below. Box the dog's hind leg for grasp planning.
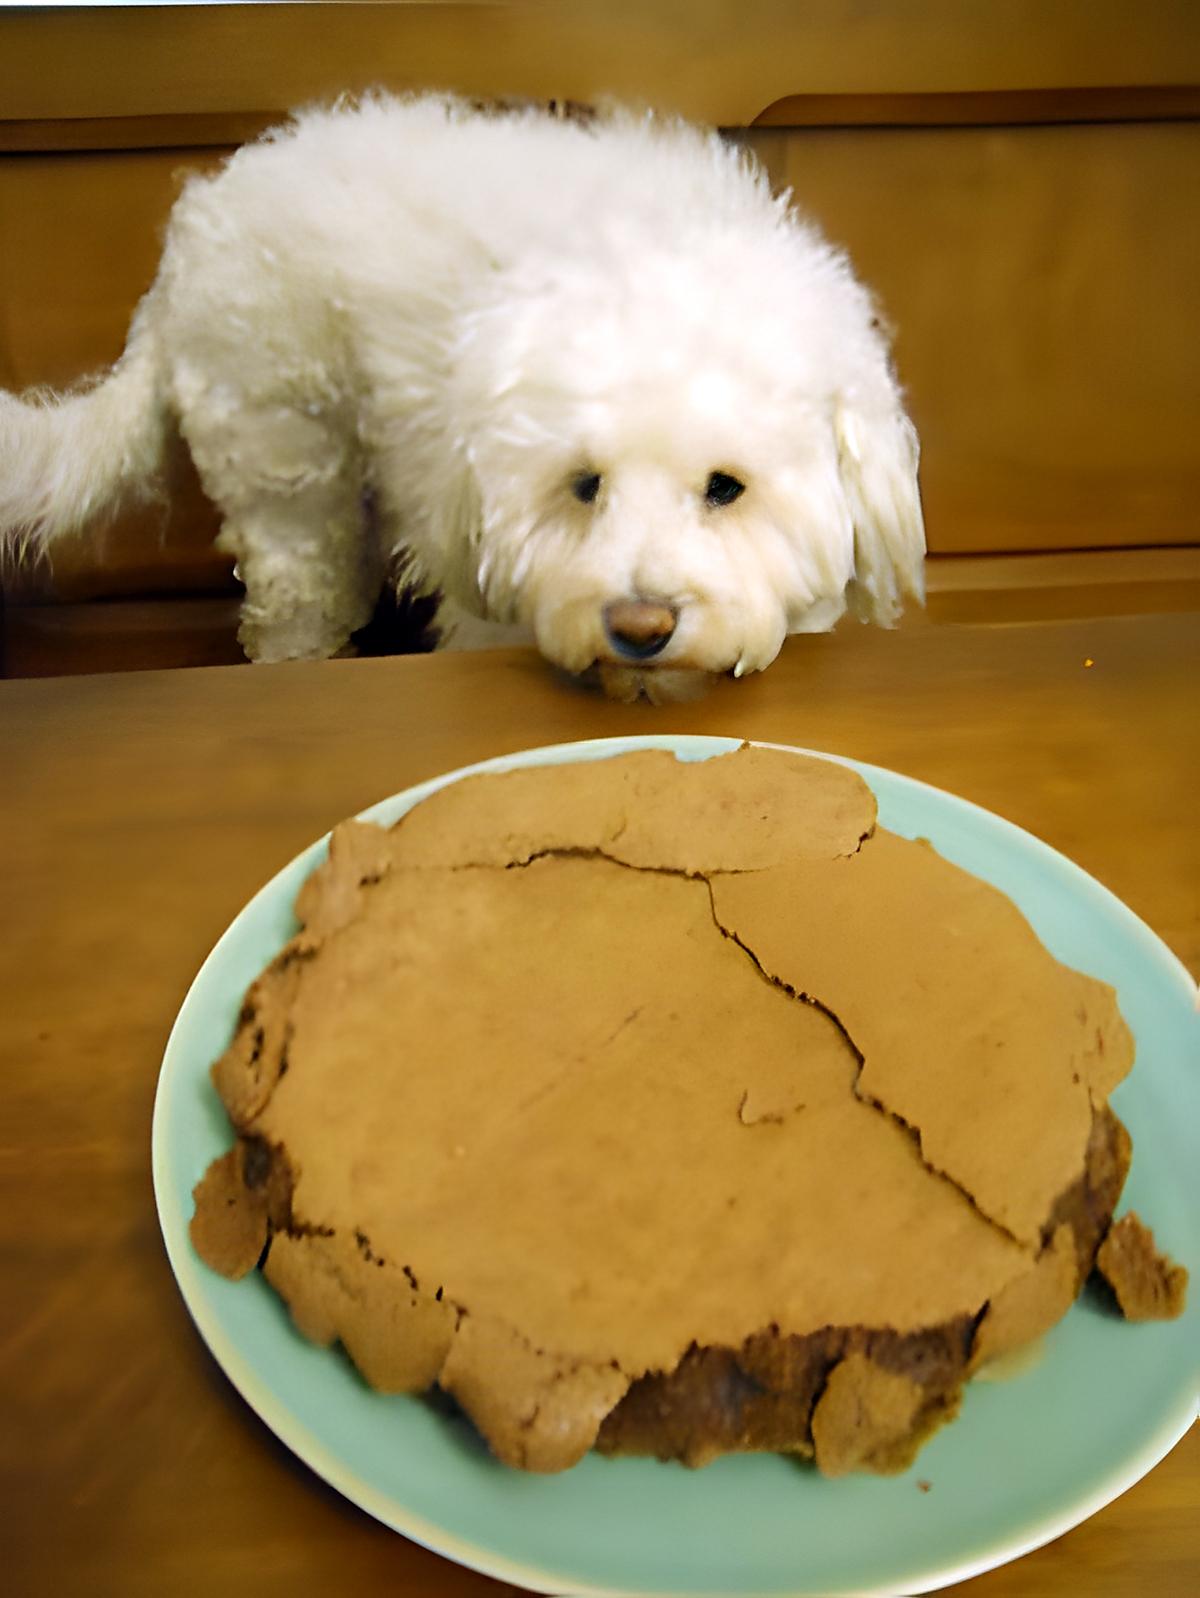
[183,406,381,662]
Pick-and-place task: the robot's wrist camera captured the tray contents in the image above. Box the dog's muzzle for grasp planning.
[603,599,678,661]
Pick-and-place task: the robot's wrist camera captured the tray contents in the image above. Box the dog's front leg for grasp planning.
[221,488,380,663]
[184,408,381,663]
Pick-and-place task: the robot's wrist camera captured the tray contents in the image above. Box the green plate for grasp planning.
[152,735,1199,1596]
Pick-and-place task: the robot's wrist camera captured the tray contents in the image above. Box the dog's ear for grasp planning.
[834,395,926,625]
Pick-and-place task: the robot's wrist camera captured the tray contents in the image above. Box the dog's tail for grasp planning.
[0,299,168,563]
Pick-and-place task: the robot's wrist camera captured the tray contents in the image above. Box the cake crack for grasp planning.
[703,880,1029,1252]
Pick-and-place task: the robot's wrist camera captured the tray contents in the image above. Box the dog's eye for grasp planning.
[705,471,745,507]
[572,471,602,505]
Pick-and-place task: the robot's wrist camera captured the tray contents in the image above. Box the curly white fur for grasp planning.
[0,92,925,698]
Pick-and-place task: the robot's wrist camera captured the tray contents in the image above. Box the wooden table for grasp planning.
[2,611,1196,1597]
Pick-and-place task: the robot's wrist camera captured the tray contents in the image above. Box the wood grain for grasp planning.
[4,1,1198,127]
[754,84,1200,127]
[6,545,1200,680]
[1,596,247,678]
[0,612,1196,1594]
[7,83,1200,159]
[739,118,1200,555]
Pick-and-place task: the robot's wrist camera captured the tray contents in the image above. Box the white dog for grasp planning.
[0,92,924,701]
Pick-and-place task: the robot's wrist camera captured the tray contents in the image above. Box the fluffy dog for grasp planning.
[0,93,925,700]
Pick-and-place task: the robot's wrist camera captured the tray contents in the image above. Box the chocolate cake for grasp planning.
[190,745,1187,1475]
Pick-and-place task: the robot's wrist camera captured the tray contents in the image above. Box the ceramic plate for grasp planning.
[153,735,1199,1596]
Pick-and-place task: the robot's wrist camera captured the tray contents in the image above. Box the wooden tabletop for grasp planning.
[2,611,1196,1597]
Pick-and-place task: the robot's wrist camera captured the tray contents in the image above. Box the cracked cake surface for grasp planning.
[190,744,1182,1475]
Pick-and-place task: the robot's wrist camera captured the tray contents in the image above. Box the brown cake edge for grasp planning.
[189,1103,1139,1476]
[1096,1211,1190,1321]
[595,1103,1131,1475]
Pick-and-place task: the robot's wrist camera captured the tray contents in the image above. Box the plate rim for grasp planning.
[151,733,1199,1597]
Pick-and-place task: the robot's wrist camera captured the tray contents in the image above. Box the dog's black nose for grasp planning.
[604,600,678,660]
